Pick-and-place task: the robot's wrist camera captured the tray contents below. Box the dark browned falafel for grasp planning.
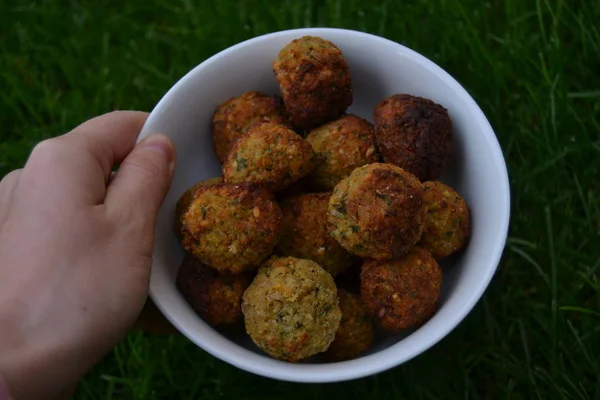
[176,253,253,326]
[361,246,442,333]
[323,289,374,361]
[273,36,352,131]
[374,94,453,181]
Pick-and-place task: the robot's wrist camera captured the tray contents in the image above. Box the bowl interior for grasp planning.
[139,28,509,382]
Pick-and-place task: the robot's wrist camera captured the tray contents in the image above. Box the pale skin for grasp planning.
[0,111,176,400]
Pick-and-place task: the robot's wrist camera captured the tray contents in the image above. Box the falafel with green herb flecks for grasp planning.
[212,91,291,163]
[361,246,442,333]
[176,253,253,326]
[273,36,352,131]
[222,121,315,192]
[276,192,356,276]
[374,94,453,181]
[306,114,380,191]
[242,256,341,362]
[323,289,374,361]
[181,183,282,274]
[327,163,426,260]
[418,181,470,259]
[174,176,223,237]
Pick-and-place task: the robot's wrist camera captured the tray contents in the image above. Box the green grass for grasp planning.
[2,0,599,398]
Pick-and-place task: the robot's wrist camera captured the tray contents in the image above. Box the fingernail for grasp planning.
[141,134,175,167]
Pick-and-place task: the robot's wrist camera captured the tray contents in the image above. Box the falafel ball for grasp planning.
[306,115,380,191]
[273,36,352,131]
[418,181,470,259]
[361,246,442,333]
[176,253,253,326]
[242,256,341,362]
[222,122,315,192]
[327,163,425,260]
[277,193,356,276]
[181,183,282,274]
[373,94,453,181]
[212,91,290,163]
[174,177,223,236]
[323,289,374,361]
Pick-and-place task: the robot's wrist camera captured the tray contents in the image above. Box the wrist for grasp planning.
[0,373,13,400]
[0,300,118,400]
[0,326,100,400]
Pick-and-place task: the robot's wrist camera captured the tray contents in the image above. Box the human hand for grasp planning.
[0,111,175,400]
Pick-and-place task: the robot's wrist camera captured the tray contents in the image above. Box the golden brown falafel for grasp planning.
[174,177,223,236]
[327,163,425,260]
[276,193,356,276]
[181,183,282,274]
[273,36,352,131]
[323,289,374,361]
[212,91,290,163]
[242,256,341,362]
[306,115,380,191]
[222,121,315,191]
[176,253,253,326]
[361,247,442,333]
[374,94,453,181]
[418,181,470,259]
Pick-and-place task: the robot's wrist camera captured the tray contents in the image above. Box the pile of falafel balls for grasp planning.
[175,36,471,363]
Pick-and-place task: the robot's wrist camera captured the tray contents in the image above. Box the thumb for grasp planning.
[105,134,175,222]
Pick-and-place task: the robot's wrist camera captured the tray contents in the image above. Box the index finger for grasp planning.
[65,110,149,182]
[22,111,149,206]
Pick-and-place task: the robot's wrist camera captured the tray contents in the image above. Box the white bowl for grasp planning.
[139,28,510,382]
